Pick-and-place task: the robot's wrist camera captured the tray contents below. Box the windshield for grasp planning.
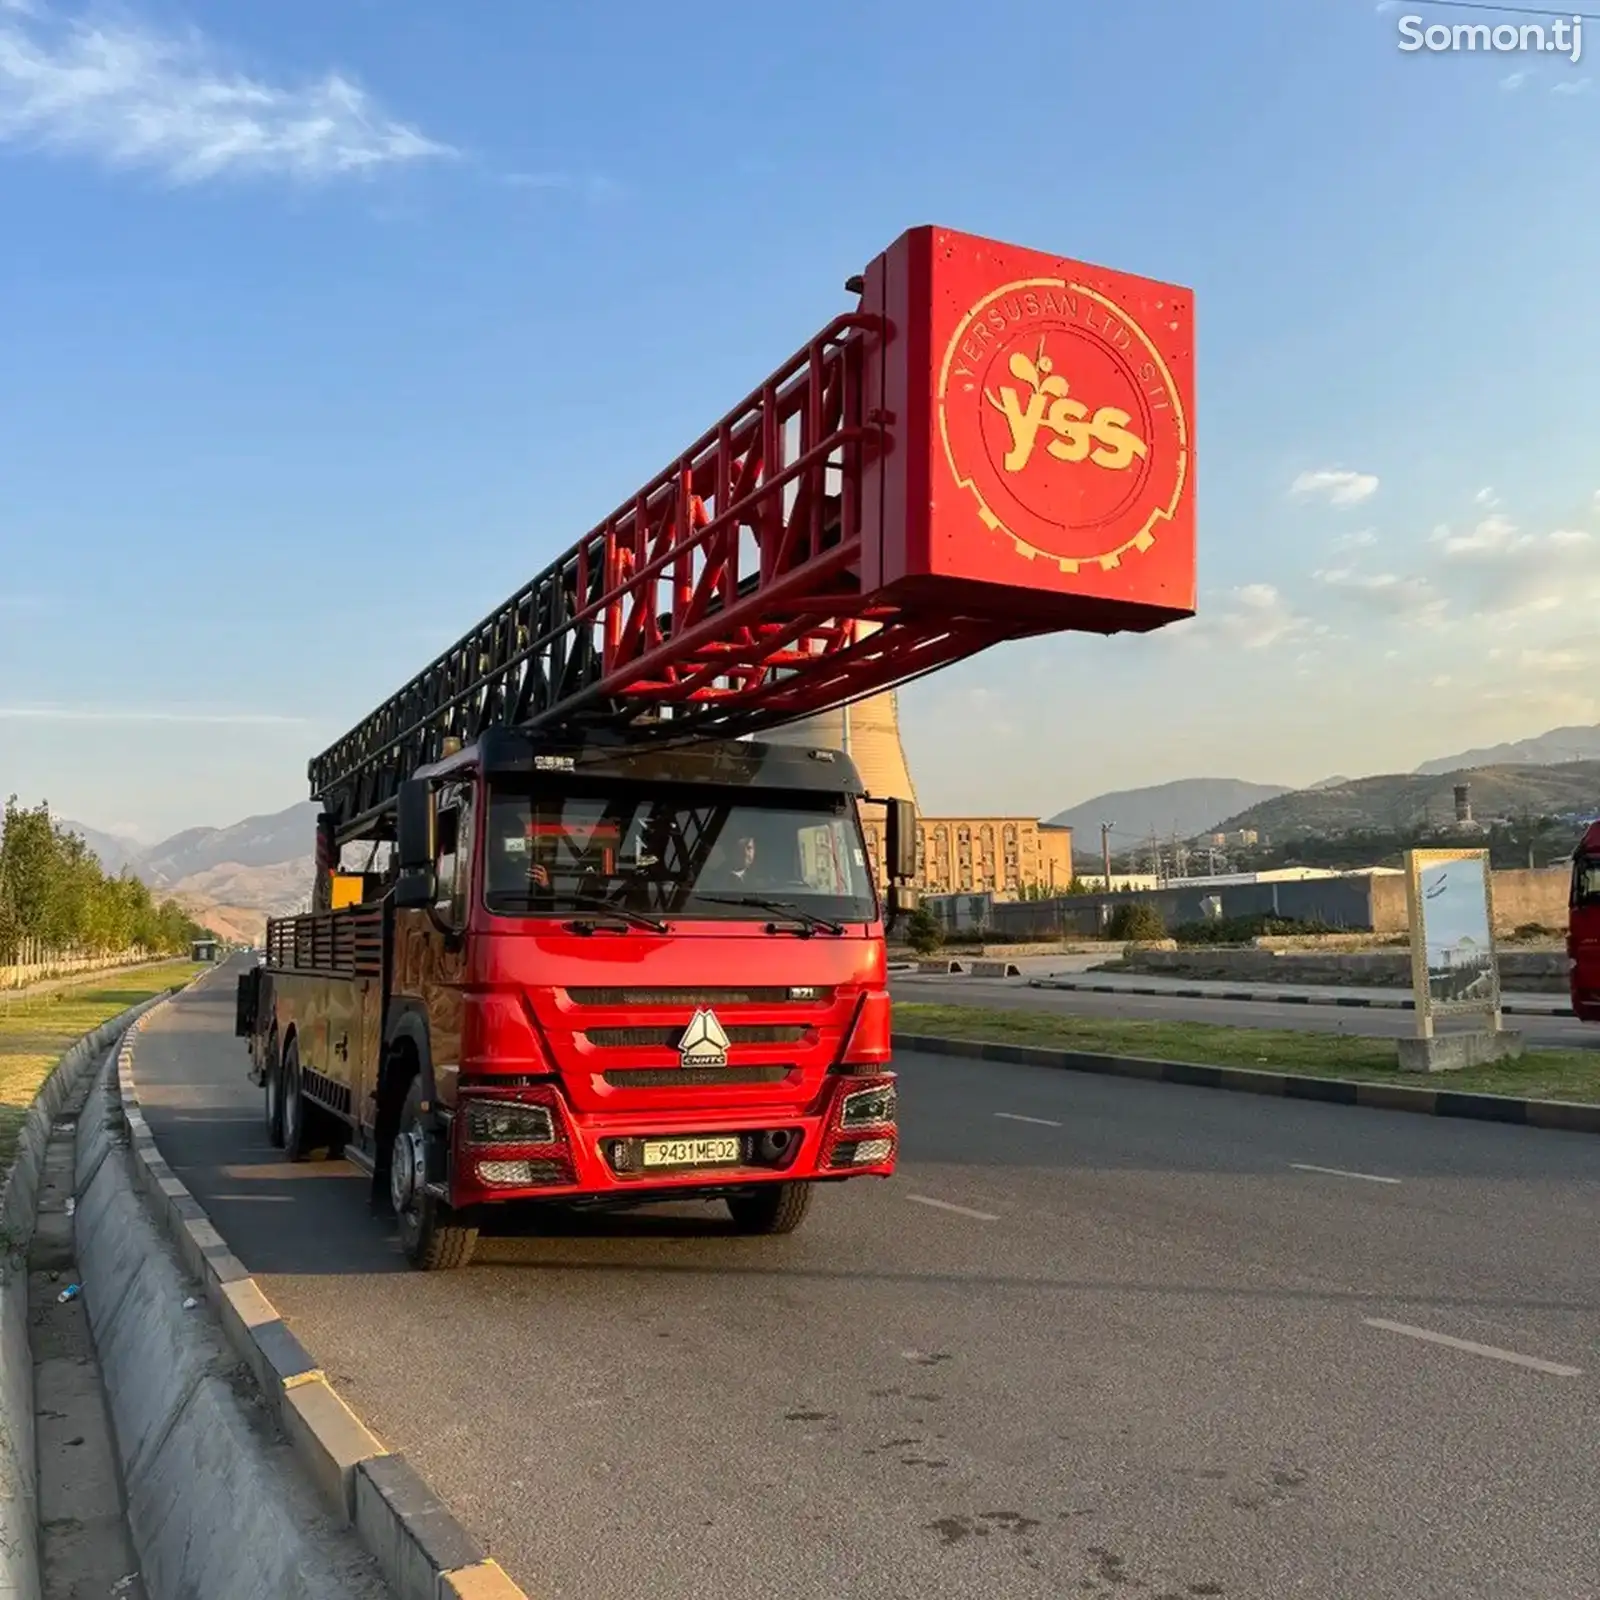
[482,782,878,924]
[1573,855,1600,909]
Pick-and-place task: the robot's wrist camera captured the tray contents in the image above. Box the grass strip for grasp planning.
[0,961,203,1176]
[894,1003,1600,1104]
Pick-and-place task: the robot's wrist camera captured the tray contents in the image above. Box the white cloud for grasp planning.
[504,170,619,203]
[0,705,307,724]
[1428,516,1600,617]
[1174,583,1313,651]
[1517,648,1588,674]
[1330,527,1378,552]
[1290,468,1379,506]
[1431,513,1526,559]
[1501,70,1530,92]
[0,3,454,183]
[1474,486,1500,507]
[1552,77,1591,96]
[1313,566,1448,624]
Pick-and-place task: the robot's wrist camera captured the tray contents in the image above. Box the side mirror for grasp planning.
[885,798,917,882]
[396,780,436,872]
[394,780,437,907]
[888,882,920,918]
[393,870,436,910]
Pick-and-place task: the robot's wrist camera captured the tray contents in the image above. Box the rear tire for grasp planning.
[389,1079,477,1271]
[263,1034,285,1148]
[281,1038,311,1163]
[727,1181,813,1236]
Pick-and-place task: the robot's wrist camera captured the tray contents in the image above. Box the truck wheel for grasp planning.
[389,1080,477,1271]
[263,1034,285,1148]
[281,1037,311,1163]
[727,1182,813,1236]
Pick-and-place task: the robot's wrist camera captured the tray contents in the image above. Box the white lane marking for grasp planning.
[905,1193,999,1222]
[1363,1318,1582,1378]
[1290,1162,1400,1185]
[995,1112,1062,1128]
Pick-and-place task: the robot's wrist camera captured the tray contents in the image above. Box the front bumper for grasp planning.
[444,1073,897,1208]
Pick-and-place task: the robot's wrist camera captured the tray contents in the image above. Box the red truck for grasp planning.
[234,224,1197,1268]
[1568,822,1600,1019]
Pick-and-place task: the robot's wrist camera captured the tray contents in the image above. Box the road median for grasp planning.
[893,1004,1600,1134]
[117,992,530,1600]
[1,982,190,1600]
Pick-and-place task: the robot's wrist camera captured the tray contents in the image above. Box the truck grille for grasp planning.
[600,1065,794,1088]
[565,987,831,1007]
[584,1024,810,1049]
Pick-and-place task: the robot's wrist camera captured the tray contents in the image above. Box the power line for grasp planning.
[1402,2,1600,21]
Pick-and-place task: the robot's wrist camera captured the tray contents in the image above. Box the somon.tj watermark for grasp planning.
[1398,13,1583,64]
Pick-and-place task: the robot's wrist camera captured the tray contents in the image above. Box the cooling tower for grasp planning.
[761,688,920,810]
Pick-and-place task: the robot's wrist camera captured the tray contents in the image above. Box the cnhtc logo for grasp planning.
[678,1008,730,1069]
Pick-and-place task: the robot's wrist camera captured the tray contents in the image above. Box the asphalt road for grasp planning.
[892,974,1599,1050]
[132,963,1600,1600]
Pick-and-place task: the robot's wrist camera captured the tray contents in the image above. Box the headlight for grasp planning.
[463,1099,556,1146]
[839,1083,896,1128]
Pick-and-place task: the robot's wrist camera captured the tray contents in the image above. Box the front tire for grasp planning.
[389,1080,477,1271]
[727,1181,813,1236]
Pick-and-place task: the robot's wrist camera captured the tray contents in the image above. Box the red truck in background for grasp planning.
[1567,822,1600,1019]
[234,224,1198,1269]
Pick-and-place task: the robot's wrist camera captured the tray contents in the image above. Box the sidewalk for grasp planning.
[1025,970,1574,1018]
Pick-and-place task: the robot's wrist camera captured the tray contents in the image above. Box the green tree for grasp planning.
[0,795,216,962]
[1107,902,1165,942]
[905,904,944,955]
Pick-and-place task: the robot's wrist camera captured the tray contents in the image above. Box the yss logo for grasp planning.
[986,341,1148,474]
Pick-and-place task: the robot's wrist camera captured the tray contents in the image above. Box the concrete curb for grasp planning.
[75,1045,389,1599]
[0,988,178,1600]
[117,997,529,1600]
[893,1031,1600,1135]
[1026,976,1574,1018]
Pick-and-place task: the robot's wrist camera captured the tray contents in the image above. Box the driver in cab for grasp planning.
[703,826,789,891]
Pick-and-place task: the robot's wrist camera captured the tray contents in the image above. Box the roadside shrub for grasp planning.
[905,905,944,955]
[1170,914,1338,946]
[1107,903,1166,942]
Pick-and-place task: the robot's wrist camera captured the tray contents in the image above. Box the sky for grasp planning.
[2,0,1598,842]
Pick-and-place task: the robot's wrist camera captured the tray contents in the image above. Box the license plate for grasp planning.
[641,1136,742,1169]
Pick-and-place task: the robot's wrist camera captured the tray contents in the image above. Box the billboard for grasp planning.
[1403,848,1500,1031]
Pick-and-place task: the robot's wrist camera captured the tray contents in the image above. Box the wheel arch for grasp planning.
[376,1002,438,1152]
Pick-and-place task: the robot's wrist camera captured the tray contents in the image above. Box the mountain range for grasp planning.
[58,721,1600,915]
[1046,779,1290,847]
[61,802,319,945]
[1213,761,1600,841]
[1411,725,1600,776]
